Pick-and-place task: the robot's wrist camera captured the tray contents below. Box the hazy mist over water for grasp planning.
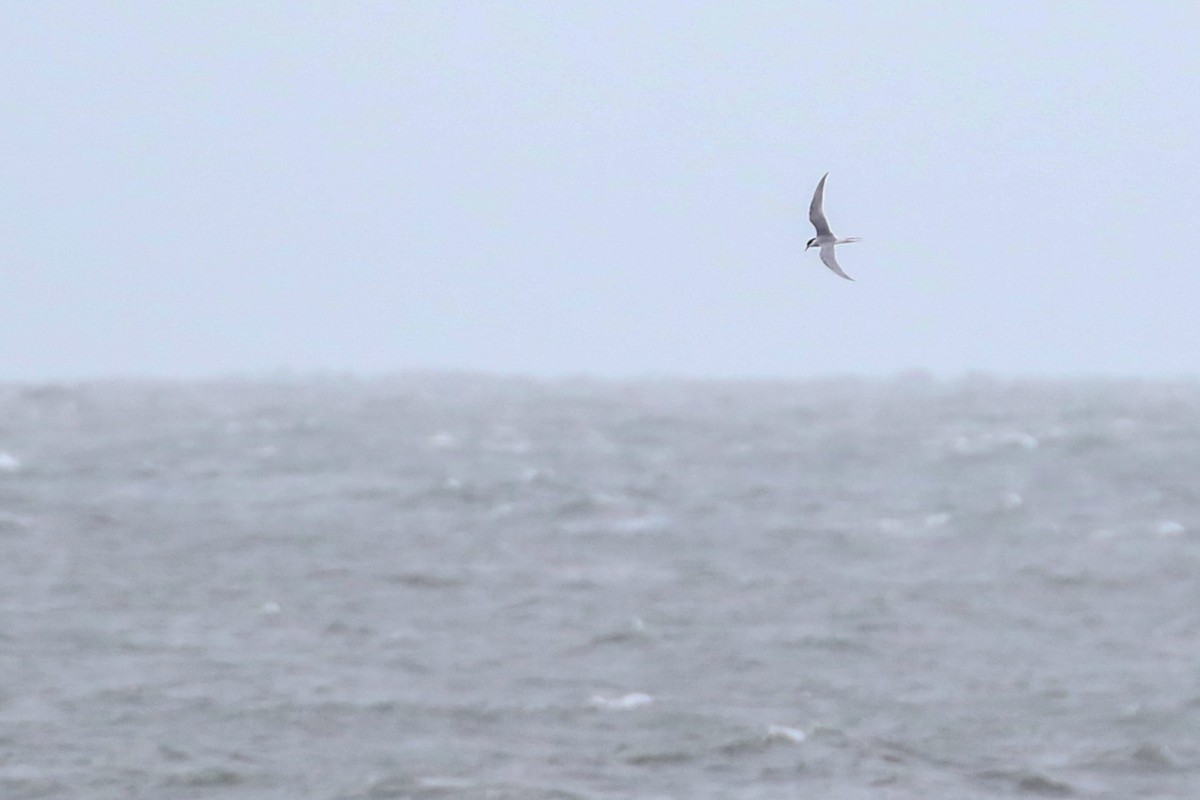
[3,374,1200,798]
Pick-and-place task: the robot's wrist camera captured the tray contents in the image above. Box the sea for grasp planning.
[2,374,1199,799]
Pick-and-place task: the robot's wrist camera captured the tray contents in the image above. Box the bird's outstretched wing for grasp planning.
[819,243,854,281]
[809,172,832,237]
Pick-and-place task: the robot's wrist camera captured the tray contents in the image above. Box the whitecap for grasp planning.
[417,777,477,789]
[878,517,905,535]
[923,512,952,529]
[1001,491,1024,510]
[608,514,672,534]
[0,452,20,473]
[0,511,31,529]
[878,512,954,537]
[588,692,654,710]
[949,431,1039,456]
[426,432,459,449]
[765,725,807,744]
[1155,520,1186,537]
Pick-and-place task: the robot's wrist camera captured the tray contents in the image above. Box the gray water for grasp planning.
[2,375,1199,799]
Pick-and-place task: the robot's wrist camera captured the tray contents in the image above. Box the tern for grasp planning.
[805,172,861,281]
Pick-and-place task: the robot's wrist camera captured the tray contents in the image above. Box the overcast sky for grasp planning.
[3,2,1199,380]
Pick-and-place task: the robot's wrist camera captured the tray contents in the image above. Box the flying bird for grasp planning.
[806,172,861,281]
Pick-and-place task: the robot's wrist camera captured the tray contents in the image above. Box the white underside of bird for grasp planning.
[806,173,861,281]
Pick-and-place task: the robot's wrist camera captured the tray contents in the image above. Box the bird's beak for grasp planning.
[804,243,812,251]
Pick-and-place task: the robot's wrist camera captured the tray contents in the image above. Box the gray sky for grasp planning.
[4,2,1199,380]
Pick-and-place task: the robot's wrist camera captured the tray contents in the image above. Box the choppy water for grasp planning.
[2,374,1200,799]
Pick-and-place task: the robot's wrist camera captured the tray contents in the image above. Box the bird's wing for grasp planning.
[819,243,854,281]
[808,172,832,237]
